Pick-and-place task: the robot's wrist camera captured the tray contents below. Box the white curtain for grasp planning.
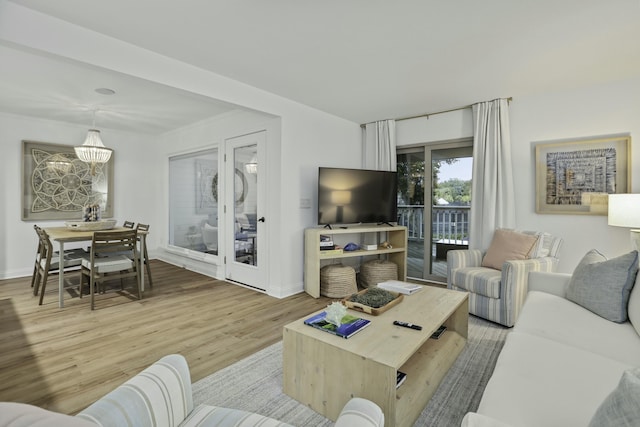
[362,119,396,171]
[469,99,516,250]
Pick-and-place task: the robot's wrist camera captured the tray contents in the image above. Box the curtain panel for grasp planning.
[470,99,516,250]
[362,119,397,171]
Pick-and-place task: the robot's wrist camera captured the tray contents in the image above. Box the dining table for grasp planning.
[43,226,149,308]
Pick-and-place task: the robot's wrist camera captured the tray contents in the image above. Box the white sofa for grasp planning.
[463,265,640,426]
[0,354,384,427]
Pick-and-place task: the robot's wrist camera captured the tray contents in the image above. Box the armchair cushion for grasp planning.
[451,267,501,298]
[182,405,293,427]
[481,229,539,270]
[566,249,638,323]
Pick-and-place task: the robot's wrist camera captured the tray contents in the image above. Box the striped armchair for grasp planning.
[74,354,383,427]
[1,355,384,427]
[447,230,562,327]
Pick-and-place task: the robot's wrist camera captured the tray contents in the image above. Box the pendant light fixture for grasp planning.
[74,108,112,175]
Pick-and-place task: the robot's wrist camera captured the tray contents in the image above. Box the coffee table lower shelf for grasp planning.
[395,331,466,427]
[282,286,468,427]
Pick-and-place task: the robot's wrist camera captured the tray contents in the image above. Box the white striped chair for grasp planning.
[75,354,384,427]
[447,230,562,327]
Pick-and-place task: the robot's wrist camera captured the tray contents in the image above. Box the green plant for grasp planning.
[349,288,396,308]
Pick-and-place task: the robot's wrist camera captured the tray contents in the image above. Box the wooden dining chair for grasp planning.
[135,223,153,288]
[80,229,141,310]
[32,225,84,305]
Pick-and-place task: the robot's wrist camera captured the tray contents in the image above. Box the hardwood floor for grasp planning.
[0,260,331,415]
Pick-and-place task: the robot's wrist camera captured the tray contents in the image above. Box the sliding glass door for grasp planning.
[397,140,472,284]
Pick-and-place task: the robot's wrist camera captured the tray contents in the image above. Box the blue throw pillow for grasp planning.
[589,368,640,427]
[566,249,638,323]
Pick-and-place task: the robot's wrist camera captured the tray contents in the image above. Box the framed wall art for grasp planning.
[534,134,631,215]
[22,140,114,221]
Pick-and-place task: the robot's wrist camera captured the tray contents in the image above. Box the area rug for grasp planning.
[192,315,509,426]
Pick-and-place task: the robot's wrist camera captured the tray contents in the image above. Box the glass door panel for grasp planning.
[233,144,258,266]
[397,142,472,284]
[397,150,426,279]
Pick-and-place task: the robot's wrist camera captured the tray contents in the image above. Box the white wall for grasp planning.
[0,112,158,278]
[397,76,640,273]
[0,4,362,296]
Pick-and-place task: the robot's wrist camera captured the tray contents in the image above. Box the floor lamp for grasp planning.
[608,194,640,251]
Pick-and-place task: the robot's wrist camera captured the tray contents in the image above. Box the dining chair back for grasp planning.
[80,229,141,310]
[123,220,135,229]
[135,223,153,288]
[31,225,46,293]
[32,225,84,305]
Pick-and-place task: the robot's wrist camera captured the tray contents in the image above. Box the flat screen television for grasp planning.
[317,167,398,226]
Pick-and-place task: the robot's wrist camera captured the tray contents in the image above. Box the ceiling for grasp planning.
[3,0,640,133]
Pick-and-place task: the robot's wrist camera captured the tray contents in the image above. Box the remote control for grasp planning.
[393,320,422,330]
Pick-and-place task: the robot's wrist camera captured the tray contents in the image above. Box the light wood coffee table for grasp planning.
[283,285,468,427]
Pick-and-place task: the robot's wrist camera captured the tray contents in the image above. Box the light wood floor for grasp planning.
[0,260,331,415]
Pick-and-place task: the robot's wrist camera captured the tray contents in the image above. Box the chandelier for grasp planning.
[74,109,112,175]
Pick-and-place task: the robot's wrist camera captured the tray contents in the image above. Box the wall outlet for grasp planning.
[300,198,311,209]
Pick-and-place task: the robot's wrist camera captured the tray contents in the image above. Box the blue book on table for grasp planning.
[304,311,371,339]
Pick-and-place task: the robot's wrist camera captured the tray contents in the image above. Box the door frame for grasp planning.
[224,131,268,290]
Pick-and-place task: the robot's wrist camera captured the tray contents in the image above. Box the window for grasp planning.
[168,148,219,257]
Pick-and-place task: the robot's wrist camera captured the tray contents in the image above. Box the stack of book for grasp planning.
[320,235,343,254]
[304,311,370,339]
[377,280,423,295]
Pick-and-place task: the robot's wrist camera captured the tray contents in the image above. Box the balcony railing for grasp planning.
[398,205,470,243]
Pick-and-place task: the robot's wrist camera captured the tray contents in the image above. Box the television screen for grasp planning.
[318,167,398,225]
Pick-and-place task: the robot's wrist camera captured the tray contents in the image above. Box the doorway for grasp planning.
[224,131,267,290]
[397,140,472,284]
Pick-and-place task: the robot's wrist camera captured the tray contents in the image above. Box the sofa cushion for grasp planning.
[481,229,539,270]
[451,267,501,298]
[515,291,640,366]
[182,404,294,427]
[589,368,640,427]
[476,332,633,427]
[0,402,95,427]
[566,249,638,323]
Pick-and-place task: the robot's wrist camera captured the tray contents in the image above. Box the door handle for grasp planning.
[258,217,265,223]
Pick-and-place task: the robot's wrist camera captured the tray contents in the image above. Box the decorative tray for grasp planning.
[64,219,117,231]
[343,288,404,316]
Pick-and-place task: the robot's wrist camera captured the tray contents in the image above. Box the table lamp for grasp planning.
[608,194,640,250]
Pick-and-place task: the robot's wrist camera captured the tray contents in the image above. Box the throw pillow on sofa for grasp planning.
[567,249,638,323]
[588,368,640,427]
[481,229,539,270]
[629,273,640,337]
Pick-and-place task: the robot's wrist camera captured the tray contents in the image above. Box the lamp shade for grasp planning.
[74,129,112,175]
[608,194,640,229]
[331,190,352,205]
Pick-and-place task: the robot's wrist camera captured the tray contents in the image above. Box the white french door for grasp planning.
[224,131,267,290]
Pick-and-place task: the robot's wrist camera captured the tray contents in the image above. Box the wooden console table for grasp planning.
[304,225,408,298]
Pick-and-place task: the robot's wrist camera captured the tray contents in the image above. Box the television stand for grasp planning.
[304,225,408,298]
